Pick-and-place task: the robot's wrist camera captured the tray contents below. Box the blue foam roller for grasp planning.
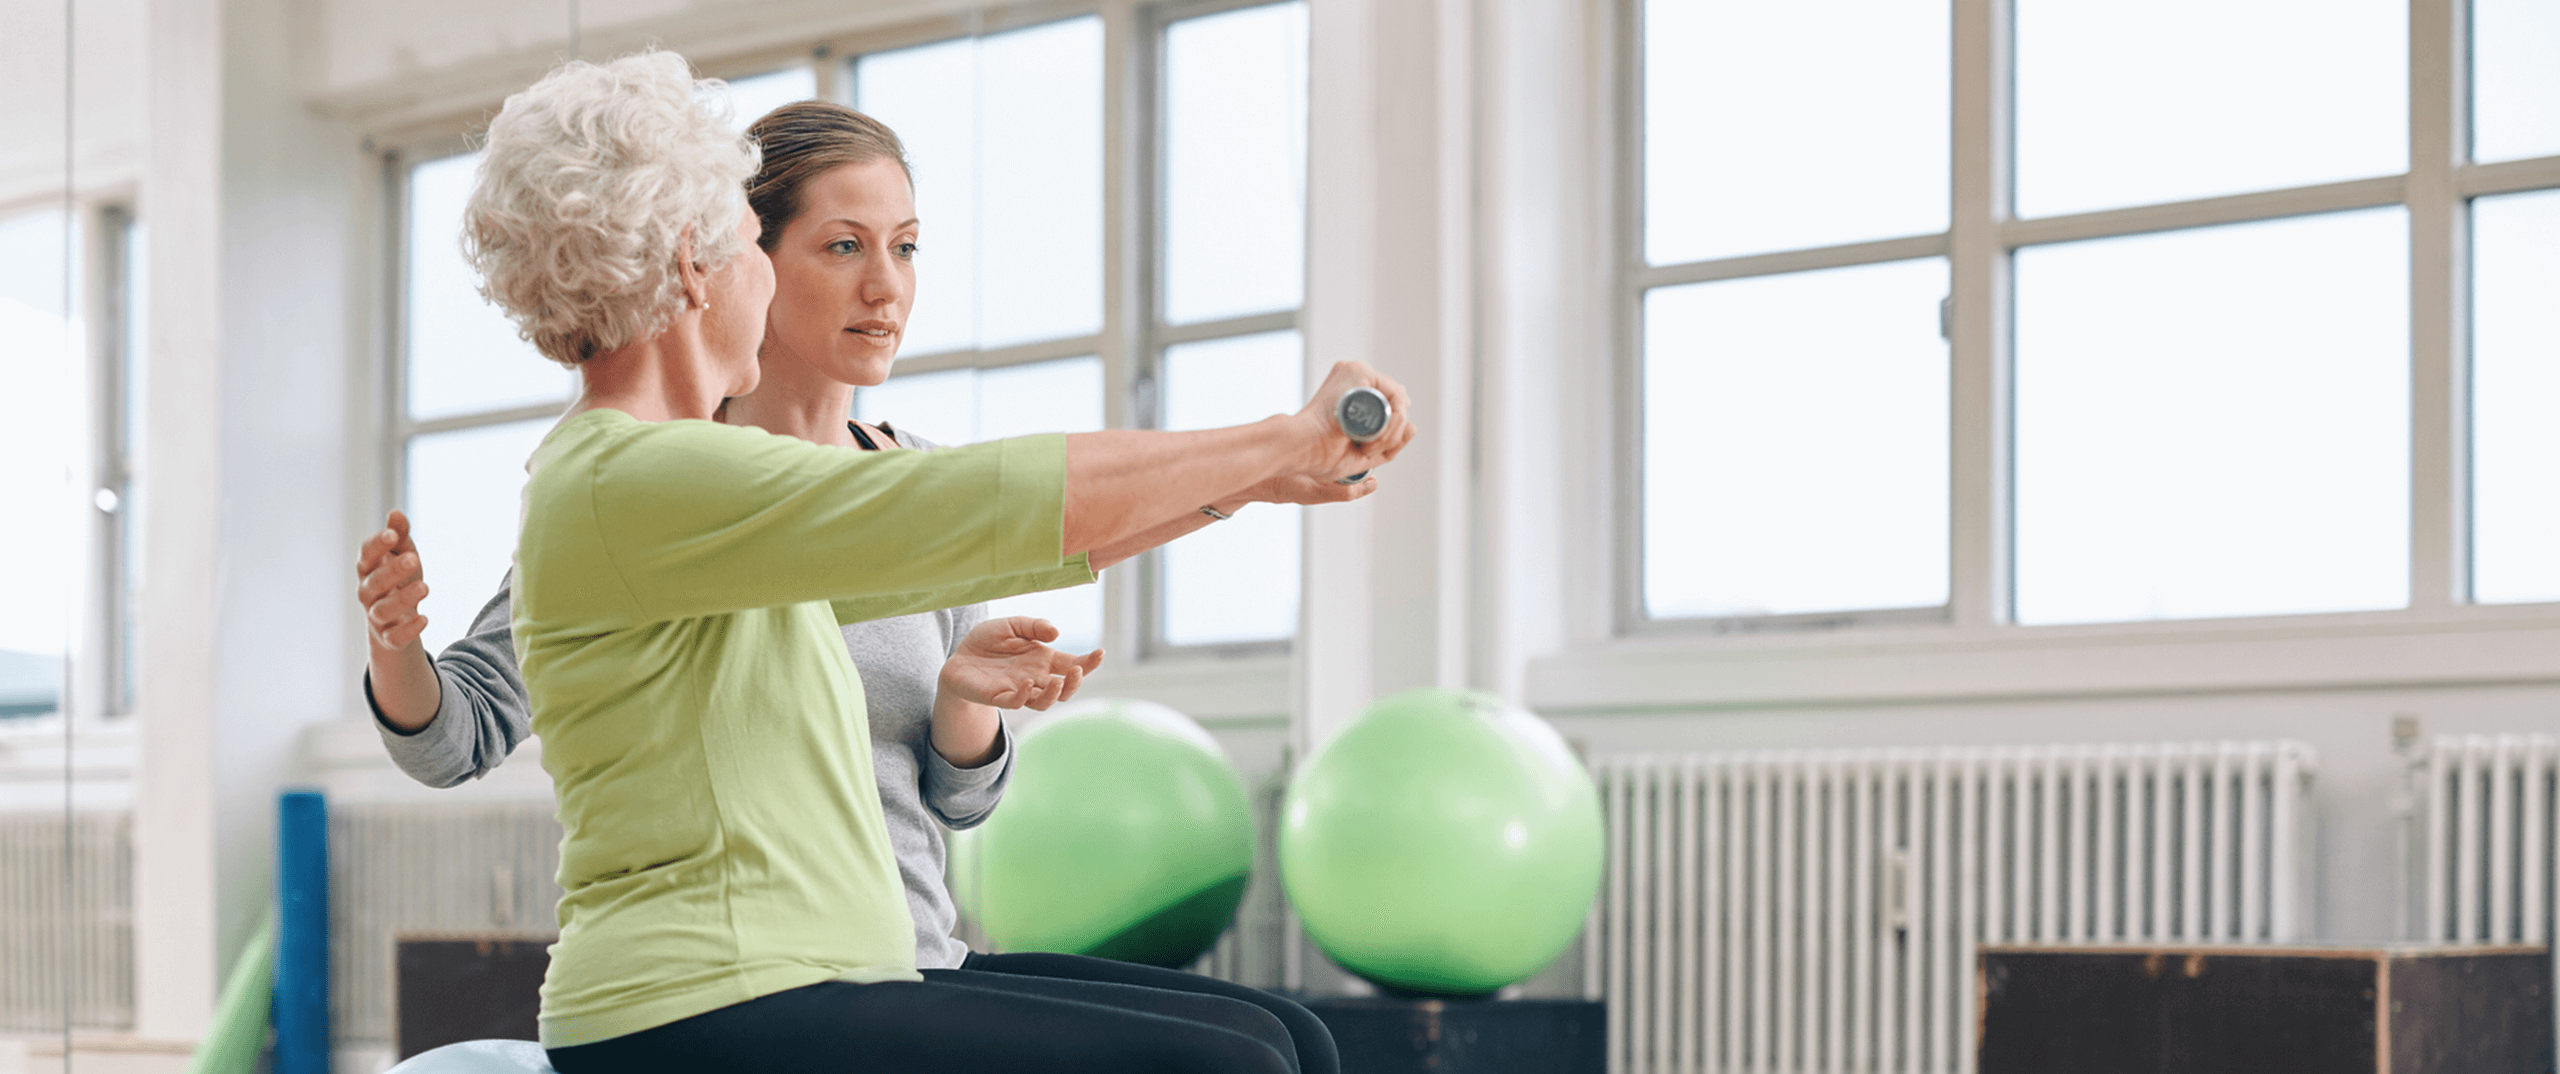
[383,1041,555,1074]
[277,791,330,1074]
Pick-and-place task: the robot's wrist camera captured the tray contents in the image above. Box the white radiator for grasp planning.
[0,811,133,1033]
[1586,741,2316,1074]
[2410,733,2559,944]
[329,801,562,1045]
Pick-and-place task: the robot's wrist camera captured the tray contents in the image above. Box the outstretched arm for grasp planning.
[1083,472,1380,572]
[1060,362,1413,560]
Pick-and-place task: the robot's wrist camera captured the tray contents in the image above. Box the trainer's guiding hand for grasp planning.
[1293,361,1416,484]
[355,509,431,652]
[939,616,1106,712]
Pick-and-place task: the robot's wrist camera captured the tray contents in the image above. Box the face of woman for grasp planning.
[705,207,777,396]
[761,158,919,388]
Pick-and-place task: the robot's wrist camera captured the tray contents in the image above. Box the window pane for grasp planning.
[854,41,978,358]
[2015,0,2405,219]
[1161,331,1304,646]
[1642,259,1950,619]
[2472,189,2560,604]
[2014,209,2409,625]
[2475,0,2560,163]
[0,209,81,718]
[856,357,1105,653]
[718,66,815,131]
[405,419,553,654]
[1162,1,1308,326]
[1643,0,1949,265]
[854,18,1103,355]
[853,367,975,440]
[406,153,575,421]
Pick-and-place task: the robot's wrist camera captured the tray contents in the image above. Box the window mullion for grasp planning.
[1947,0,2013,630]
[1110,0,1157,659]
[2407,0,2468,611]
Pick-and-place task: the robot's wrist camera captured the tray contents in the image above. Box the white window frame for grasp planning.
[0,196,144,727]
[1552,0,2560,710]
[1131,0,1309,662]
[84,202,142,720]
[378,133,576,590]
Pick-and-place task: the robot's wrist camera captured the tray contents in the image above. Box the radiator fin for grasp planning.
[2416,733,2559,944]
[0,811,132,1033]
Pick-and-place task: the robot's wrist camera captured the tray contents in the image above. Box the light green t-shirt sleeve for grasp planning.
[539,418,1082,631]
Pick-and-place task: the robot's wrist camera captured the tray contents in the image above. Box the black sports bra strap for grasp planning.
[847,421,882,451]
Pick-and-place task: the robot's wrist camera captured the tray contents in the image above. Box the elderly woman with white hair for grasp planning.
[455,52,1408,1073]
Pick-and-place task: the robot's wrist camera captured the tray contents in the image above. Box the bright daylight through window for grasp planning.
[0,209,81,720]
[1636,0,2555,631]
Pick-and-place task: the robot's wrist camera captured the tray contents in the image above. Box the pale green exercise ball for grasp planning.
[1279,688,1604,997]
[950,698,1254,967]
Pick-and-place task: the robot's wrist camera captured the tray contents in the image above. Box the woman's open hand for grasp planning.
[356,509,432,652]
[939,617,1106,712]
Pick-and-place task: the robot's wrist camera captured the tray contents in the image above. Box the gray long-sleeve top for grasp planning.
[366,434,1012,970]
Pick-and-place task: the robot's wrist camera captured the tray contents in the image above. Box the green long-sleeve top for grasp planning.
[513,409,1094,1047]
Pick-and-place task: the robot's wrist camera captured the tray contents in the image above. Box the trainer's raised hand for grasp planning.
[355,509,444,733]
[356,509,432,652]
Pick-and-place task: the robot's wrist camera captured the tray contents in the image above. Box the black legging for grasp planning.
[545,968,1303,1074]
[958,951,1341,1074]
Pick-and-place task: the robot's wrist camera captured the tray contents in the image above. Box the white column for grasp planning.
[1295,0,1478,756]
[1471,0,1600,703]
[132,0,223,1039]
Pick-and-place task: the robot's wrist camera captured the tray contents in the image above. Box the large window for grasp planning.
[850,1,1309,658]
[1150,0,1309,651]
[1633,0,2560,631]
[394,149,573,653]
[0,204,141,722]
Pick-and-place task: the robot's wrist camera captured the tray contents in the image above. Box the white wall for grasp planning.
[206,0,373,991]
[0,0,145,210]
[125,0,377,1038]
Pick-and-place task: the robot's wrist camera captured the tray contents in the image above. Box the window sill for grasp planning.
[1529,603,2560,715]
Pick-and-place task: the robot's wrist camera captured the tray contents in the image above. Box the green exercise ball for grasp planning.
[950,698,1253,967]
[1279,688,1604,997]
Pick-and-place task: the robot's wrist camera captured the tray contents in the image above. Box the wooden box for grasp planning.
[394,935,553,1059]
[1977,942,2552,1074]
[1303,996,1604,1074]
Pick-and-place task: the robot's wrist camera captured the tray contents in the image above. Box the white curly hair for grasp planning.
[463,51,761,366]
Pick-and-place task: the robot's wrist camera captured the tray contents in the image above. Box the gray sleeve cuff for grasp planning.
[922,719,1014,830]
[366,576,533,789]
[369,669,492,789]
